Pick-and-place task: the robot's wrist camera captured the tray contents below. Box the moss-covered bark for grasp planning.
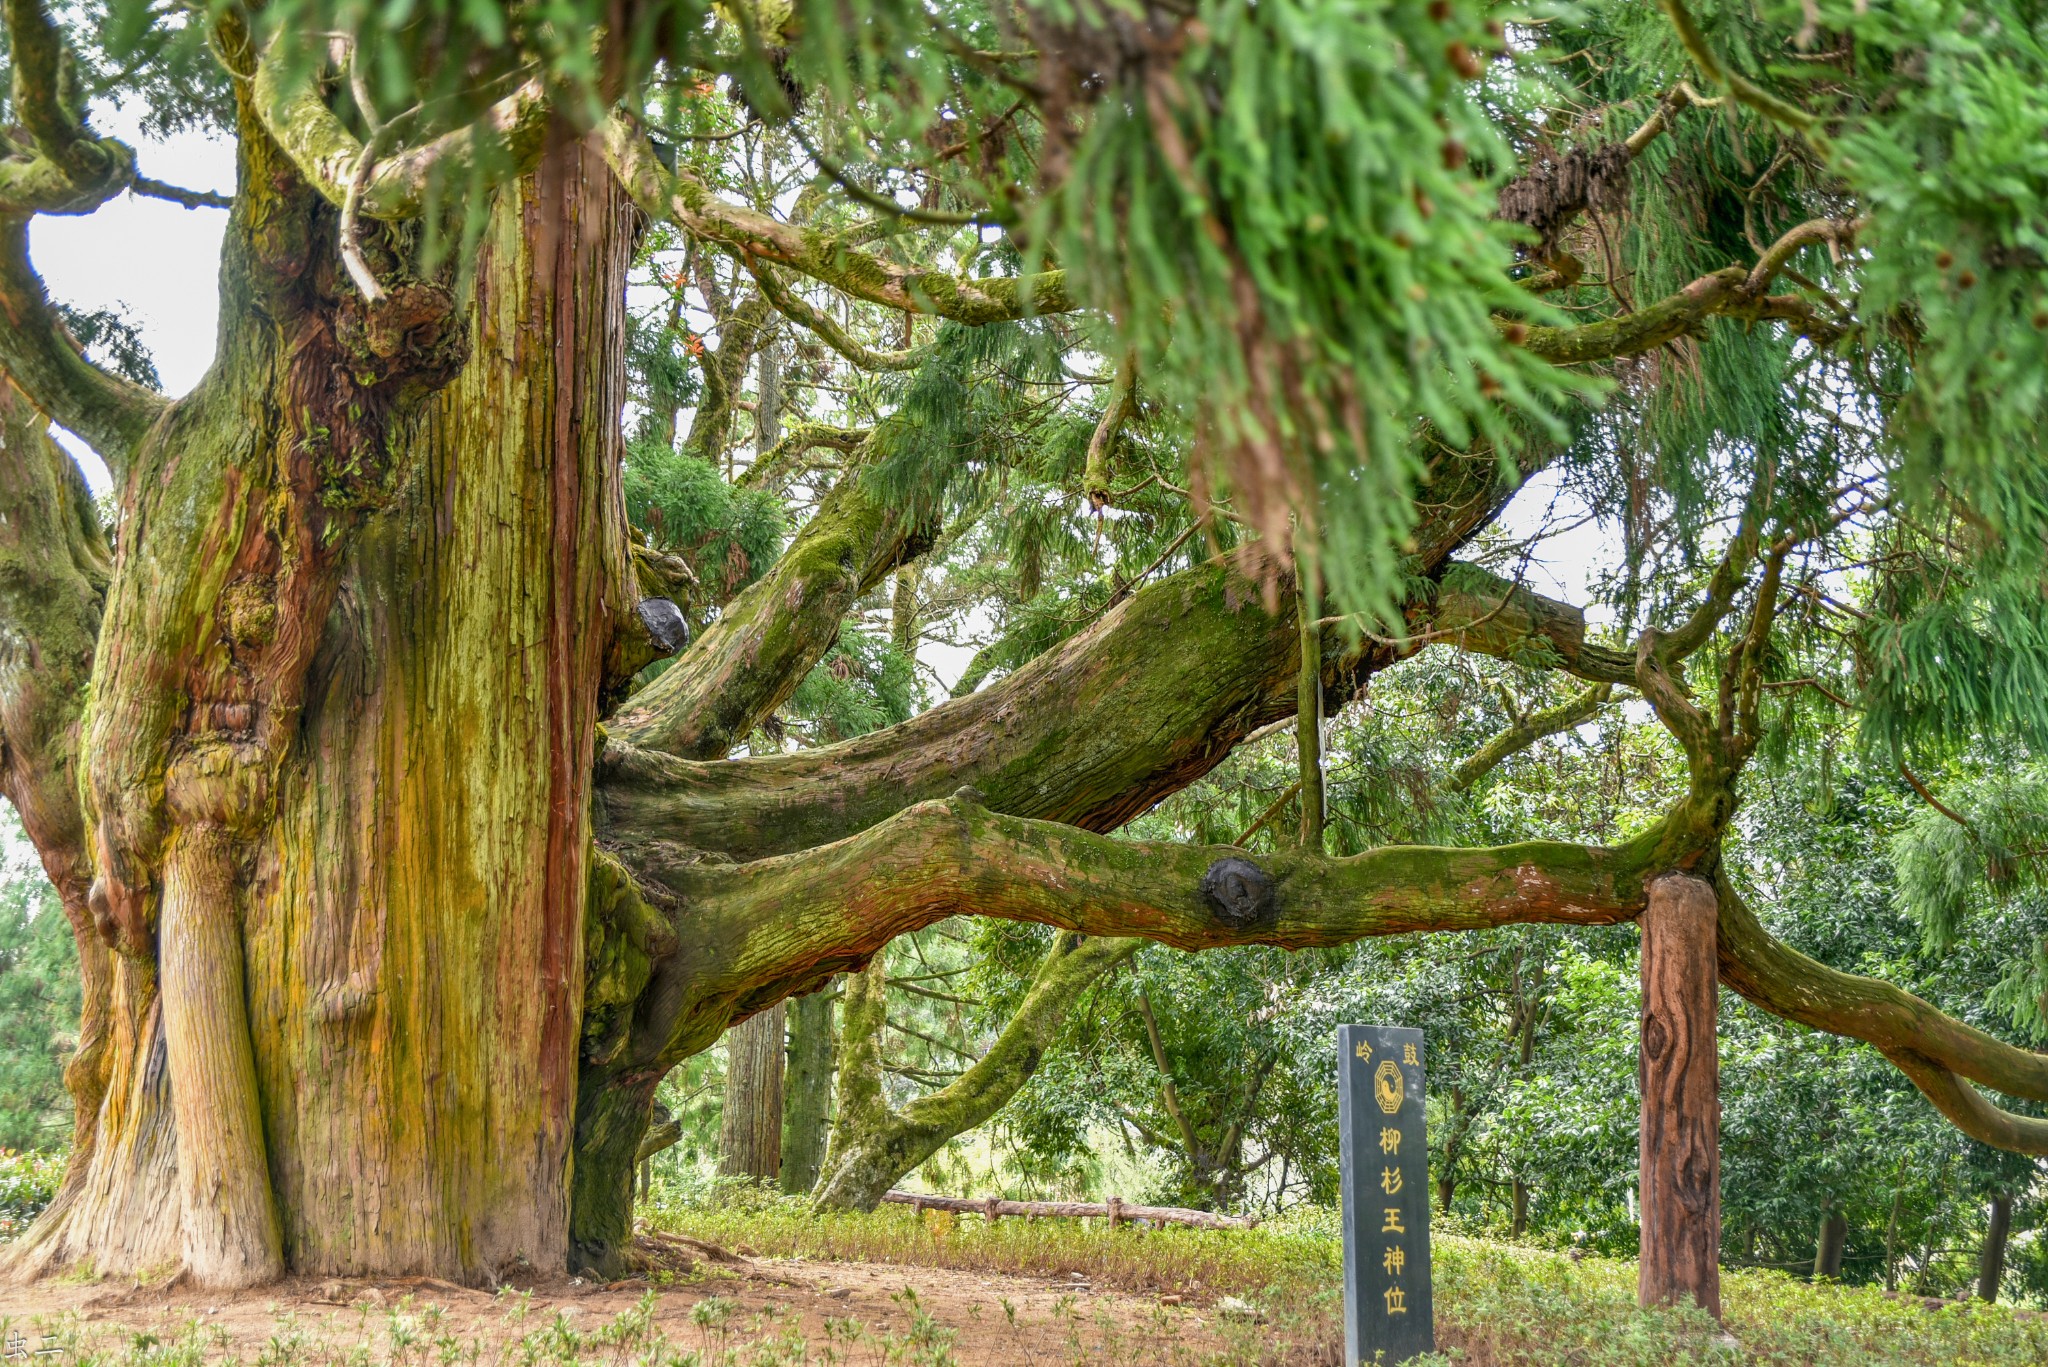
[1716,880,2048,1152]
[10,103,641,1285]
[600,561,1363,859]
[0,386,116,1233]
[612,473,932,758]
[812,933,1140,1212]
[781,986,836,1195]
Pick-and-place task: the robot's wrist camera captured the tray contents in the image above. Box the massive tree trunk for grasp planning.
[5,102,643,1285]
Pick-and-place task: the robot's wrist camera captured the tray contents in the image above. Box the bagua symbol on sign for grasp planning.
[1338,1024,1434,1365]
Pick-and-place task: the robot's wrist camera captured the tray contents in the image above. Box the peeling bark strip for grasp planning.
[1638,873,1721,1318]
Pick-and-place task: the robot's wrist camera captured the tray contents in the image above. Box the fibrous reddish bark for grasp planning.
[719,1003,786,1181]
[9,104,646,1286]
[1638,873,1722,1318]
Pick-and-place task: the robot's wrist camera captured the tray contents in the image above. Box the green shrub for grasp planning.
[0,1147,64,1240]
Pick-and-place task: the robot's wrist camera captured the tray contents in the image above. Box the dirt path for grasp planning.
[0,1247,1251,1365]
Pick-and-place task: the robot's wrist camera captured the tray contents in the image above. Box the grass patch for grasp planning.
[649,1189,2048,1365]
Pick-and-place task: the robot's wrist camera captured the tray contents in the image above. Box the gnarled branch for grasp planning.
[0,218,166,465]
[625,792,1675,1059]
[609,472,933,758]
[604,118,1072,326]
[251,43,550,218]
[1715,880,2048,1153]
[745,258,930,372]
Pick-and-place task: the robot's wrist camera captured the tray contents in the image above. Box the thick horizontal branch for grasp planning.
[1881,1049,2048,1155]
[651,793,1671,1030]
[600,432,1577,859]
[604,119,1071,325]
[599,559,1348,856]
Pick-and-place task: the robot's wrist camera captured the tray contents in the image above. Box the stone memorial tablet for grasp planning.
[1338,1024,1434,1365]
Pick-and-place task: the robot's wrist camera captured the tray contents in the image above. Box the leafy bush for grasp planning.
[0,1147,64,1240]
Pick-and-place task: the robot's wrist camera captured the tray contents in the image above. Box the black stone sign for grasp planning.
[1338,1024,1434,1365]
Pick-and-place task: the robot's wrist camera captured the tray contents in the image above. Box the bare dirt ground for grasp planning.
[0,1242,1253,1365]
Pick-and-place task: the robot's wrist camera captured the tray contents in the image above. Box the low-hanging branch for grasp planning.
[1715,880,2048,1154]
[667,791,1679,1015]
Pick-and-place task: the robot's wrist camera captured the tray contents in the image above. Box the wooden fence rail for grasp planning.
[881,1190,1257,1230]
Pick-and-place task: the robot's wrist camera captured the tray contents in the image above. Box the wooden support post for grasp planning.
[1638,873,1722,1318]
